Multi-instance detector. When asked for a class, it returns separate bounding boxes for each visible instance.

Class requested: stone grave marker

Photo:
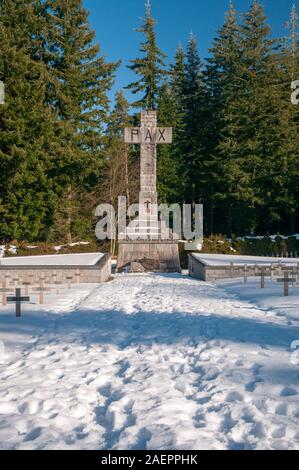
[276,270,297,296]
[0,278,13,306]
[75,269,81,284]
[22,275,34,296]
[66,276,74,289]
[33,278,51,304]
[254,266,272,289]
[51,271,62,294]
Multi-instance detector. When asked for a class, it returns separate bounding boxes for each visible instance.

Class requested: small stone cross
[0,279,13,306]
[33,279,51,304]
[7,288,30,317]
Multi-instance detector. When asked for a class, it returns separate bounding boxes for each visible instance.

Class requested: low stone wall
[0,253,111,284]
[188,254,207,280]
[188,254,272,282]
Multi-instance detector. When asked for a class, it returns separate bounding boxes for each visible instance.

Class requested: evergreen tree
[237,0,292,234]
[179,34,208,208]
[126,0,166,110]
[207,0,295,236]
[104,91,140,253]
[166,44,187,203]
[105,92,130,253]
[45,0,118,242]
[271,3,299,233]
[105,90,137,210]
[155,45,187,204]
[207,0,244,234]
[0,0,57,241]
[170,43,185,120]
[156,83,180,203]
[286,3,299,82]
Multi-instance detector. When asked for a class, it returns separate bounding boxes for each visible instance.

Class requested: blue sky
[84,0,299,103]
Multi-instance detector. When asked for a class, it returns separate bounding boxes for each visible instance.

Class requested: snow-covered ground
[0,253,103,266]
[0,273,298,450]
[192,253,299,266]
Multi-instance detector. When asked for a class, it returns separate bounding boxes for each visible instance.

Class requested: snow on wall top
[192,253,299,267]
[0,253,104,266]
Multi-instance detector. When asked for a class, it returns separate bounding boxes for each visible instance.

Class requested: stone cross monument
[117,111,181,273]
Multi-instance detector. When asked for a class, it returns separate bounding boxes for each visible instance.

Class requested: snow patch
[0,252,104,266]
[192,253,298,267]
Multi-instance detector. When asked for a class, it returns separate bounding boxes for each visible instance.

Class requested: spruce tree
[207,0,294,235]
[167,44,187,204]
[155,45,187,204]
[45,0,118,242]
[156,83,180,203]
[237,0,291,234]
[126,0,166,110]
[207,0,243,234]
[0,0,57,241]
[272,4,299,233]
[170,43,185,121]
[179,34,208,208]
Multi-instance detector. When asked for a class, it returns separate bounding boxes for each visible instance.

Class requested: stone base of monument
[117,241,181,273]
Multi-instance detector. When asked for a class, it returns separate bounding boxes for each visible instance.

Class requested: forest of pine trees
[0,0,298,244]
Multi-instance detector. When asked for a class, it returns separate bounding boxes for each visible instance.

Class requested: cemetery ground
[0,271,298,450]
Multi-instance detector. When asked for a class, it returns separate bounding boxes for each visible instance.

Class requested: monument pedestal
[117,240,181,273]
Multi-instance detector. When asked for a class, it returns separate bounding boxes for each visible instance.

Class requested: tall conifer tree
[180,34,208,207]
[0,0,57,241]
[45,0,117,242]
[126,0,166,110]
[274,3,299,233]
[207,1,243,233]
[156,83,181,202]
[237,0,291,234]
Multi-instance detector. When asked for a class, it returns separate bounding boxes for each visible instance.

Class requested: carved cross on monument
[125,111,172,220]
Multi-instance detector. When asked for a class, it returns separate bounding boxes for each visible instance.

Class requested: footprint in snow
[19,400,41,415]
[280,386,297,397]
[23,427,43,442]
[226,391,244,402]
[275,403,288,416]
[271,426,286,439]
[245,377,263,392]
[270,439,290,450]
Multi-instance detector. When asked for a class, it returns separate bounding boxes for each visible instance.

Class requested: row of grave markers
[225,263,299,296]
[267,252,298,258]
[0,270,82,317]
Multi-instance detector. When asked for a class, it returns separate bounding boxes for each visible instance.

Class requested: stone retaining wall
[188,254,275,282]
[0,253,111,284]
